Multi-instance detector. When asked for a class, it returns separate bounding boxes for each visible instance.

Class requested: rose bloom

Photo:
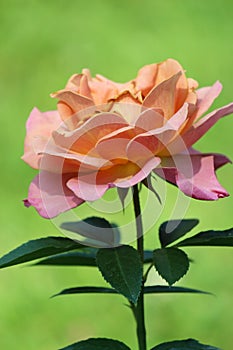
[22,59,233,218]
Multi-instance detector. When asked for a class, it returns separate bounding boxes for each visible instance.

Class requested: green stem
[132,184,147,350]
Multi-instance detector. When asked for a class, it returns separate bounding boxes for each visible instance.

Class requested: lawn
[0,0,233,349]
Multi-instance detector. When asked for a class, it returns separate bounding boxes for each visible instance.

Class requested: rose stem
[132,184,147,350]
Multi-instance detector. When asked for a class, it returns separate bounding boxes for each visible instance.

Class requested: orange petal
[156,59,189,112]
[110,90,140,104]
[65,74,82,90]
[53,112,128,155]
[135,63,158,97]
[143,71,182,118]
[51,90,94,115]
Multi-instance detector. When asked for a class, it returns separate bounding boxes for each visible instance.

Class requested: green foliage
[177,228,233,247]
[143,285,209,295]
[35,249,154,266]
[159,219,199,247]
[54,285,209,297]
[54,286,118,297]
[60,217,120,247]
[151,338,220,349]
[34,249,97,266]
[153,248,190,285]
[0,237,82,269]
[96,245,143,304]
[60,338,131,350]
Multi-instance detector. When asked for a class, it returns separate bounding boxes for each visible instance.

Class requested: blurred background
[0,0,233,349]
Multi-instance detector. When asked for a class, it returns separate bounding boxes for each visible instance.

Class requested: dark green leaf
[61,217,120,247]
[34,248,97,266]
[177,228,233,247]
[0,237,83,269]
[151,338,220,349]
[54,286,117,297]
[144,285,210,295]
[153,248,190,285]
[96,245,143,304]
[54,285,209,297]
[59,338,131,350]
[35,249,153,267]
[159,219,199,247]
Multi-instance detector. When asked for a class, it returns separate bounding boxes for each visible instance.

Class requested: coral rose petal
[78,75,93,99]
[87,74,122,105]
[156,59,189,111]
[155,58,184,84]
[165,102,233,154]
[64,73,92,97]
[97,125,135,144]
[51,90,94,117]
[25,173,84,218]
[134,108,165,130]
[22,108,62,169]
[95,126,137,161]
[143,71,182,118]
[65,73,82,90]
[111,90,140,104]
[96,138,130,160]
[127,104,189,160]
[57,102,74,125]
[195,81,222,119]
[38,142,111,172]
[53,111,128,155]
[184,102,233,148]
[116,157,161,188]
[110,102,142,124]
[135,63,158,96]
[154,154,230,200]
[67,177,109,202]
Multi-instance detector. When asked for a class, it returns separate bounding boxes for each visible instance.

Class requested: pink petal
[116,157,161,188]
[154,153,230,200]
[67,176,109,202]
[25,172,84,218]
[195,81,222,119]
[67,156,161,200]
[185,102,233,147]
[143,71,182,118]
[22,108,62,169]
[166,102,233,154]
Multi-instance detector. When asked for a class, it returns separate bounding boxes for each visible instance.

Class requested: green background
[0,0,233,349]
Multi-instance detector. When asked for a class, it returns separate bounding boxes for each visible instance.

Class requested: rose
[22,59,233,218]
